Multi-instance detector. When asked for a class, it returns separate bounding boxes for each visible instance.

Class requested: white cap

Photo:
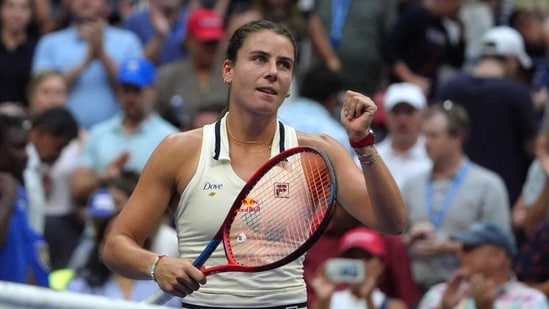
[480,26,532,69]
[384,82,426,111]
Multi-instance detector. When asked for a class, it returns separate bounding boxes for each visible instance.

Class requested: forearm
[97,49,119,89]
[64,55,93,89]
[356,145,406,234]
[523,181,549,235]
[143,34,167,64]
[525,280,549,296]
[307,15,340,71]
[0,195,15,245]
[70,168,102,203]
[103,233,158,280]
[392,61,418,83]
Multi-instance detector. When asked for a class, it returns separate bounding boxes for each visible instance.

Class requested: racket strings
[227,151,334,267]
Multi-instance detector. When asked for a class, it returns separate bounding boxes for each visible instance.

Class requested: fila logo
[274,182,289,198]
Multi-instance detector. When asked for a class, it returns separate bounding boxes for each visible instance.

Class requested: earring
[285,93,291,98]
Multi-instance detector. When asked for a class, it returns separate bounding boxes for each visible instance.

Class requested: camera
[324,258,365,284]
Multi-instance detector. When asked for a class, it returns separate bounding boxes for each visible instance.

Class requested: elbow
[102,235,119,272]
[378,206,408,235]
[380,217,407,235]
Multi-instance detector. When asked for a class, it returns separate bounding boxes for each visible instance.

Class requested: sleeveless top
[174,114,305,306]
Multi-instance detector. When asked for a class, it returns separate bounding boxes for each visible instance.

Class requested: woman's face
[29,75,68,116]
[1,0,32,33]
[223,29,295,115]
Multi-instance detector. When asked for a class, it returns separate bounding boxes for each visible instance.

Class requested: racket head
[204,146,337,275]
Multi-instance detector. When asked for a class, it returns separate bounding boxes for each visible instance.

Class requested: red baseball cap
[187,8,224,41]
[338,227,386,259]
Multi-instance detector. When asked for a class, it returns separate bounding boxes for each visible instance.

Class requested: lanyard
[425,159,470,229]
[330,0,351,48]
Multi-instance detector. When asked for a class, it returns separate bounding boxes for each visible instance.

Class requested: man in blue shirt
[32,0,143,130]
[0,114,50,287]
[71,57,178,204]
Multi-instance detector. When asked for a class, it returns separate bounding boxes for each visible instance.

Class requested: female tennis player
[103,19,405,309]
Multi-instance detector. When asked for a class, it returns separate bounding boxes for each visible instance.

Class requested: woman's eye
[278,61,292,70]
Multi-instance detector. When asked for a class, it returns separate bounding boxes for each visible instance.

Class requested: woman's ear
[222,60,232,84]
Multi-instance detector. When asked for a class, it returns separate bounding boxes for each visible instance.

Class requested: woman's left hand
[340,90,377,140]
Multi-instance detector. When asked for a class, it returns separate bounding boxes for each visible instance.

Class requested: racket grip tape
[142,289,173,305]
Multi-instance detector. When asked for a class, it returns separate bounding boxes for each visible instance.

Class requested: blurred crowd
[1,0,549,308]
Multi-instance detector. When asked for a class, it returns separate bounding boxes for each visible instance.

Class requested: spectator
[122,0,189,66]
[227,0,341,72]
[315,0,397,97]
[458,0,495,69]
[23,106,78,236]
[26,70,68,118]
[65,171,179,306]
[419,222,548,309]
[402,102,511,293]
[0,0,40,107]
[70,57,177,205]
[435,26,538,207]
[32,0,143,129]
[509,8,549,127]
[513,127,549,297]
[385,0,465,97]
[0,114,50,287]
[376,82,432,189]
[516,127,549,236]
[278,63,352,154]
[25,70,86,271]
[310,227,407,309]
[156,7,226,130]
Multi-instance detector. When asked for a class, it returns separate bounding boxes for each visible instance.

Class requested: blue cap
[87,188,116,218]
[450,222,516,257]
[117,58,156,88]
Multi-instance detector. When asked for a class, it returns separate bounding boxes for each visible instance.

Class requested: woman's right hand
[154,256,207,298]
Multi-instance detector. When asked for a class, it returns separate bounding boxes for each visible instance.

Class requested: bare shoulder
[148,129,203,173]
[157,129,203,155]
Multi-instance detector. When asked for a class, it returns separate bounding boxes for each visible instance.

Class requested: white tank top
[174,114,306,307]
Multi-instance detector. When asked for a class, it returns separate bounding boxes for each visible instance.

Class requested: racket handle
[142,289,173,305]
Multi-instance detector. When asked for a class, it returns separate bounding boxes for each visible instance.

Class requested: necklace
[227,124,273,150]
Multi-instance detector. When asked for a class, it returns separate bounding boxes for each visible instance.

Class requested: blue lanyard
[425,159,471,228]
[330,0,351,48]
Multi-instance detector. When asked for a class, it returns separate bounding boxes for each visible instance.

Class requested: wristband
[350,129,375,148]
[150,254,167,282]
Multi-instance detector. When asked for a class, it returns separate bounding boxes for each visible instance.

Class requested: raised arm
[311,90,406,234]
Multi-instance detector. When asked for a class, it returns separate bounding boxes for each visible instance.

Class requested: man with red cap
[310,227,407,309]
[156,7,227,130]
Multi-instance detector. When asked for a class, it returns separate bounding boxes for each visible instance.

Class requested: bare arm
[306,13,340,71]
[142,2,171,64]
[312,90,406,234]
[70,151,130,202]
[103,132,206,297]
[523,181,549,235]
[0,173,17,246]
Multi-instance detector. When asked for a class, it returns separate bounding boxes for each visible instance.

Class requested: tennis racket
[143,146,337,305]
